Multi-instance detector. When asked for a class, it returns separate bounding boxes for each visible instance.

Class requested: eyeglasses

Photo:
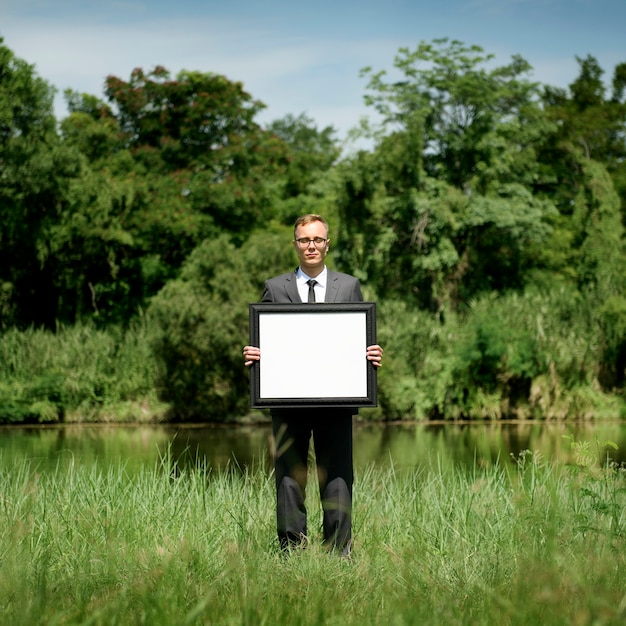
[295,237,327,248]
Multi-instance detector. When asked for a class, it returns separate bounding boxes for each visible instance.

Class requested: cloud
[2,14,400,136]
[3,0,623,140]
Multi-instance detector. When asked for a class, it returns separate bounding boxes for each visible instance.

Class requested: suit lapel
[325,271,339,302]
[285,269,340,302]
[285,269,301,302]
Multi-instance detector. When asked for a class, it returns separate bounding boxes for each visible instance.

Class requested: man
[243,214,383,557]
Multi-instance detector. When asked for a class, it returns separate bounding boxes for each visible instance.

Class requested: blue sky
[2,0,625,144]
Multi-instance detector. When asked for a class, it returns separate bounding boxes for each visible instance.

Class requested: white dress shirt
[296,266,327,303]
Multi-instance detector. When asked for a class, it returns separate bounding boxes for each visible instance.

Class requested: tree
[539,56,626,214]
[103,67,290,235]
[572,159,626,390]
[267,113,340,197]
[336,40,557,311]
[360,38,546,191]
[0,39,82,328]
[61,90,121,163]
[49,68,293,325]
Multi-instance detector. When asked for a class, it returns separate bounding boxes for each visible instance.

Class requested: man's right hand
[242,345,260,367]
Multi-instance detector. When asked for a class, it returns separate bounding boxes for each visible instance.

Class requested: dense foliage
[1,37,625,422]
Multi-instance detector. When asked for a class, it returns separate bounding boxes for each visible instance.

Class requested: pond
[2,420,626,475]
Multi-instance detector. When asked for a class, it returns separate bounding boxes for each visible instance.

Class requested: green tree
[267,113,340,197]
[543,56,626,164]
[337,40,557,311]
[50,67,293,325]
[61,90,122,163]
[539,56,626,216]
[530,57,626,294]
[0,39,82,328]
[40,164,148,324]
[573,160,626,390]
[360,38,547,190]
[104,67,289,235]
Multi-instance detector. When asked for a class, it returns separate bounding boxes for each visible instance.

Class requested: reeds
[0,319,165,423]
[1,448,624,625]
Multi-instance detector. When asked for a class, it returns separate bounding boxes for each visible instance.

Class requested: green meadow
[1,442,625,626]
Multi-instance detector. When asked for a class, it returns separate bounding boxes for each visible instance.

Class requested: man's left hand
[366,344,384,367]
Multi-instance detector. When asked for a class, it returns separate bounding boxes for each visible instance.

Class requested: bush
[371,286,626,421]
[0,320,160,424]
[369,299,456,420]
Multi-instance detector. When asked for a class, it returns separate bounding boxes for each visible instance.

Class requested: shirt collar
[297,266,327,287]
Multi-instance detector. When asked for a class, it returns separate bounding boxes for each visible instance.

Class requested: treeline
[1,38,625,423]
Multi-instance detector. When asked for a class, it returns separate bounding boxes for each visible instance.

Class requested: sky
[1,0,625,145]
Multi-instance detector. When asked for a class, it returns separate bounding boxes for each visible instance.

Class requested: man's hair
[293,214,329,237]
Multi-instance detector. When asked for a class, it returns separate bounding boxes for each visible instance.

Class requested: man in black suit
[243,214,383,557]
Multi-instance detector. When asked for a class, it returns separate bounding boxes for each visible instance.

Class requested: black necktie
[307,279,317,303]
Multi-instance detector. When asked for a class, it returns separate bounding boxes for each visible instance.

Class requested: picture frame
[248,302,377,408]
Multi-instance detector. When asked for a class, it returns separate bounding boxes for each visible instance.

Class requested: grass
[1,446,625,625]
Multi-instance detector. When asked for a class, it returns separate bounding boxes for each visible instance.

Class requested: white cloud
[2,14,401,136]
[2,0,623,140]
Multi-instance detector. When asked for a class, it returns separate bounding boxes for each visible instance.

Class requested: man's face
[293,220,329,276]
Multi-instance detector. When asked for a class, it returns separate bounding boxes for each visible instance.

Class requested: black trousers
[271,409,354,551]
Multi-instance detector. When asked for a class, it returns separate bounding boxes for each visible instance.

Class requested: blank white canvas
[259,311,367,399]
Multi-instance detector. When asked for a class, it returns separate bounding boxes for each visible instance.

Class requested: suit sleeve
[261,281,274,303]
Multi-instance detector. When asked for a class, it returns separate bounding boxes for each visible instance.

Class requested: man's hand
[366,344,384,367]
[243,345,260,367]
[245,344,382,367]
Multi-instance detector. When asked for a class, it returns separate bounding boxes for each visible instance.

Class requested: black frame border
[249,302,377,408]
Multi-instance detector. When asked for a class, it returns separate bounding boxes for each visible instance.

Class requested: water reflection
[356,421,626,471]
[1,421,625,475]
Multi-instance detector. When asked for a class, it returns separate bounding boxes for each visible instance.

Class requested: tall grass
[2,284,625,424]
[373,288,626,421]
[0,318,166,423]
[1,446,624,625]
